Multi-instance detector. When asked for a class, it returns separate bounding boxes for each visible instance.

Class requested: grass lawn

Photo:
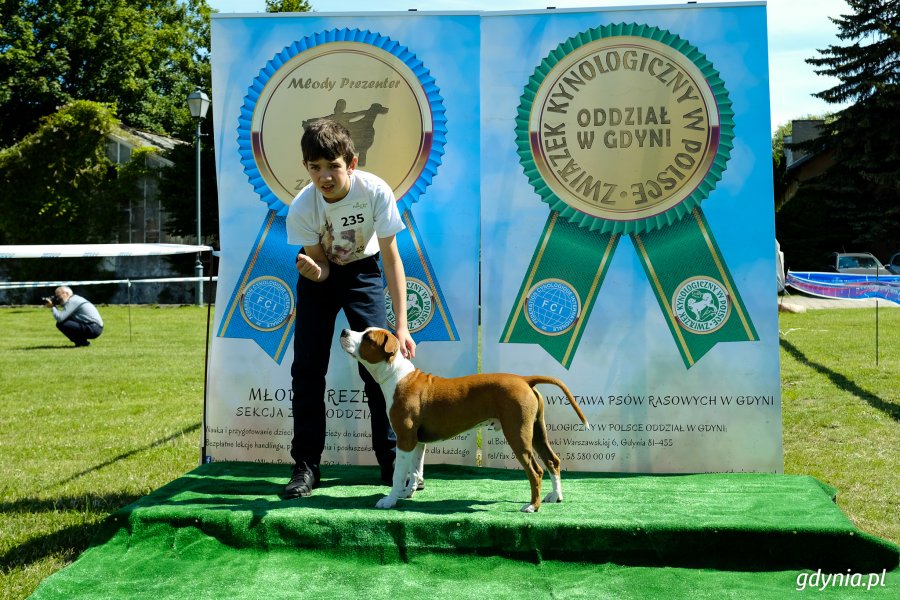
[0,306,204,600]
[779,304,899,544]
[1,303,898,599]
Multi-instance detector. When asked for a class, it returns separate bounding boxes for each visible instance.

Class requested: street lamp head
[187,89,211,120]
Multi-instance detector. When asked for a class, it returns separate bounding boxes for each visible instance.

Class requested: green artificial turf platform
[29,462,899,599]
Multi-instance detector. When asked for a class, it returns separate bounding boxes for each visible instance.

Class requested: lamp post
[187,89,211,306]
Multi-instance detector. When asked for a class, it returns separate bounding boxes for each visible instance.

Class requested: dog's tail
[524,376,589,427]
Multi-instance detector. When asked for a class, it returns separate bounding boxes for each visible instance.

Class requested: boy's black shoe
[283,462,319,498]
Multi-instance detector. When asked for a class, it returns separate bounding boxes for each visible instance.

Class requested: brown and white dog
[339,327,589,513]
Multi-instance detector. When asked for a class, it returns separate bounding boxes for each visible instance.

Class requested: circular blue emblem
[525,279,581,335]
[240,277,294,331]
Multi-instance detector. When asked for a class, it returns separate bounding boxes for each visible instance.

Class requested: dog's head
[340,327,404,382]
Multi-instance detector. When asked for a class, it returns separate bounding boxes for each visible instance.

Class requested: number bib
[322,195,377,265]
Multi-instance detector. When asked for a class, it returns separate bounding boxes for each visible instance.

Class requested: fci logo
[525,279,581,336]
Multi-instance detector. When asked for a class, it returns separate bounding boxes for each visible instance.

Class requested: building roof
[117,126,185,152]
[106,125,186,168]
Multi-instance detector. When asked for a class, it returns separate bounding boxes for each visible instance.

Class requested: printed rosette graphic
[502,23,757,368]
[219,28,457,363]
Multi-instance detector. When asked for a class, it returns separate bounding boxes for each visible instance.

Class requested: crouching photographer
[44,286,104,347]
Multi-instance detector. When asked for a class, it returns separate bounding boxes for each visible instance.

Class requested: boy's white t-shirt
[286,169,405,265]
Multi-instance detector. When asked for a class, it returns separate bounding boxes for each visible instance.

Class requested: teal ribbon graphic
[217,211,297,364]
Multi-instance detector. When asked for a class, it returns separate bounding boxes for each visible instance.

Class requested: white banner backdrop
[481,4,782,473]
[206,3,781,475]
[207,12,481,466]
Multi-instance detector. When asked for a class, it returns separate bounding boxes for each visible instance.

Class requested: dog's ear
[362,329,399,363]
[381,330,399,360]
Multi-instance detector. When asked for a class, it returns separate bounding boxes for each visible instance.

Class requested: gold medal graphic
[528,36,719,225]
[249,41,434,207]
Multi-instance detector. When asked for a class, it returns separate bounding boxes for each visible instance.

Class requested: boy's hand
[296,253,324,281]
[395,327,416,359]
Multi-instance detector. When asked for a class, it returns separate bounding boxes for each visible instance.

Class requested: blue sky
[206,0,851,134]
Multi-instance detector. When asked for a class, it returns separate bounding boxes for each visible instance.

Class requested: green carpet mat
[29,463,899,599]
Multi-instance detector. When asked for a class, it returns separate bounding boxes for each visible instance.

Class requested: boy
[283,119,416,498]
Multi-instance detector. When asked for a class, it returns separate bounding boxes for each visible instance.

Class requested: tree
[157,137,219,245]
[803,0,900,256]
[266,0,312,12]
[0,101,122,245]
[0,101,146,300]
[0,0,211,147]
[156,0,313,247]
[0,0,218,269]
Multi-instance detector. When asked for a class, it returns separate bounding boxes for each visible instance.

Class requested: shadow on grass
[780,338,900,421]
[1,422,201,572]
[0,522,97,572]
[0,492,142,515]
[17,344,74,350]
[0,493,142,571]
[54,422,201,487]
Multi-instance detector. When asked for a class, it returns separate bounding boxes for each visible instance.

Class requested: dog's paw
[543,491,562,503]
[520,503,538,513]
[376,495,399,509]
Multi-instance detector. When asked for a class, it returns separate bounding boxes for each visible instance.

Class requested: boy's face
[304,155,358,202]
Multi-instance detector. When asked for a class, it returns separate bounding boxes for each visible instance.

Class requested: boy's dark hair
[301,119,356,165]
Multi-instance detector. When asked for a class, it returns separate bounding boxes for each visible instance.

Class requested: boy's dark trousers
[290,253,397,470]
